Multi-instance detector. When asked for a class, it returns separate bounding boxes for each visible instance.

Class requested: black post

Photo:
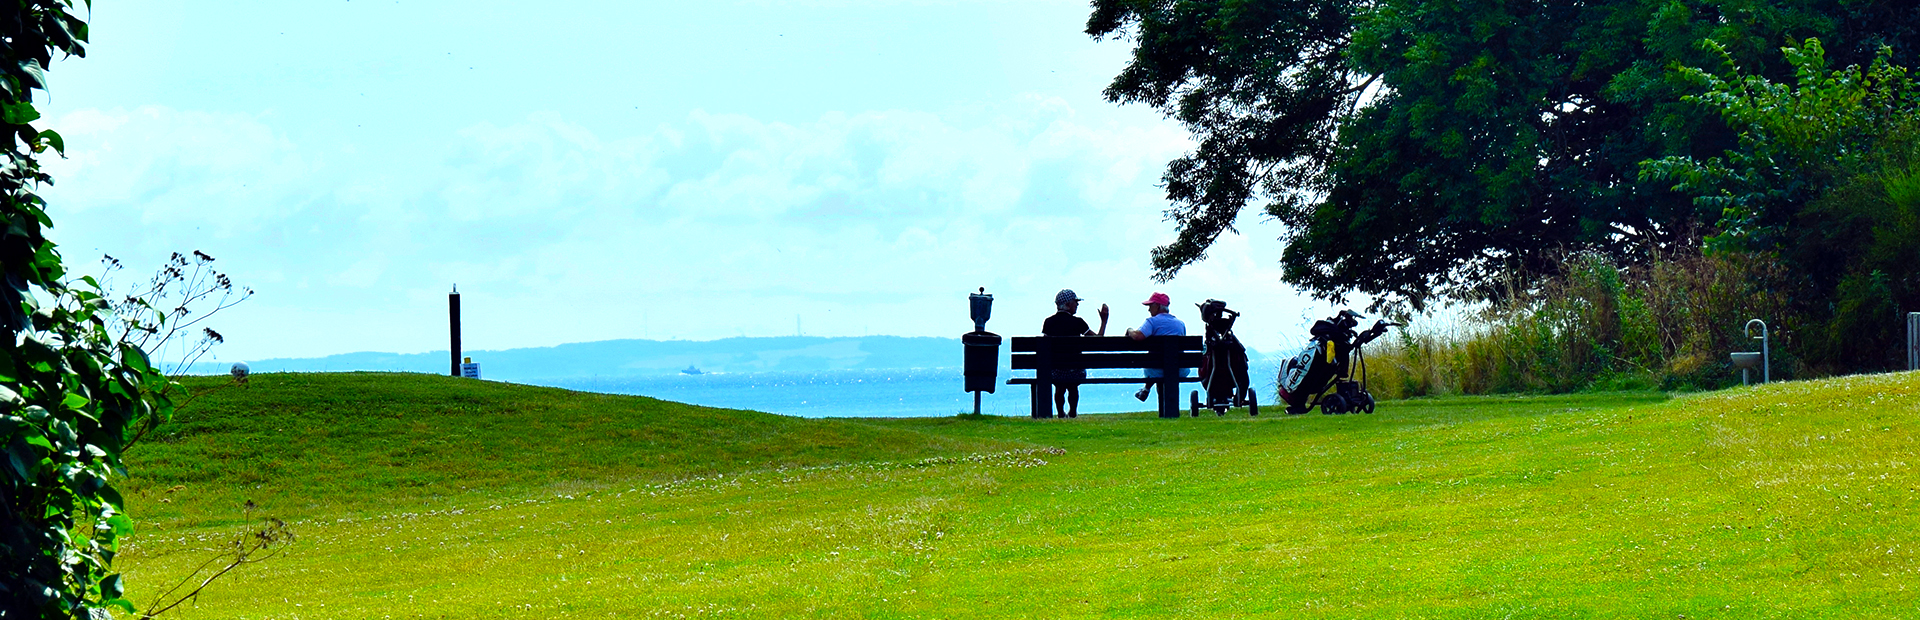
[449,287,462,377]
[1909,312,1918,371]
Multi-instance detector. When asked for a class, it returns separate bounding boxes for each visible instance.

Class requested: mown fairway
[116,372,1920,618]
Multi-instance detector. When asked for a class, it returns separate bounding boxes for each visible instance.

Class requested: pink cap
[1142,292,1171,306]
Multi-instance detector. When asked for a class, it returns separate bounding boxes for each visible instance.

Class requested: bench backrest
[1010,336,1203,371]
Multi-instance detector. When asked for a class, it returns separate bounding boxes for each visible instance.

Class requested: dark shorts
[1050,368,1087,386]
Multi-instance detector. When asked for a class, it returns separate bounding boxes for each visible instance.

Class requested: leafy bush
[1365,40,1920,398]
[1642,38,1920,373]
[0,3,175,618]
[1365,250,1792,398]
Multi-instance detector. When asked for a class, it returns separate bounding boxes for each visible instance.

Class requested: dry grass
[1360,251,1794,398]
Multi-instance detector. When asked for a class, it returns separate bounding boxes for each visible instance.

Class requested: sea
[534,362,1287,418]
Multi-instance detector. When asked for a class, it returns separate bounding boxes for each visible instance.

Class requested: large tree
[1091,0,1919,308]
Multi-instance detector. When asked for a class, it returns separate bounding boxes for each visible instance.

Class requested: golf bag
[1275,310,1399,414]
[1190,299,1257,416]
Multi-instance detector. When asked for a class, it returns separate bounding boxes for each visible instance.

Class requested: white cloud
[44,106,318,233]
[38,98,1327,361]
[328,255,388,289]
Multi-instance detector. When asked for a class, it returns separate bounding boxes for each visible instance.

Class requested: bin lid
[961,332,1002,344]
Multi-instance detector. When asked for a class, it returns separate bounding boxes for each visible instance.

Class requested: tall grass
[1364,250,1793,398]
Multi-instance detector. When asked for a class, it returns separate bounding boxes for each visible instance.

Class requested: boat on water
[680,365,704,375]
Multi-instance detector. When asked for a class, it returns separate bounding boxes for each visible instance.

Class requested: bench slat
[1008,376,1200,385]
[1009,335,1201,353]
[1010,352,1204,370]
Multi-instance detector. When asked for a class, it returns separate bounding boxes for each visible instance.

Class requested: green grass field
[114,371,1920,618]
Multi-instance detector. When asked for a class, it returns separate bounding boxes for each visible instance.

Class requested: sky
[37,0,1340,364]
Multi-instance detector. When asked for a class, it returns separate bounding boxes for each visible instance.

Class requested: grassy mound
[115,372,1920,618]
[125,373,1023,526]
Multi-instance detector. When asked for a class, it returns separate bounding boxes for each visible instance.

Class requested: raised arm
[1093,304,1110,336]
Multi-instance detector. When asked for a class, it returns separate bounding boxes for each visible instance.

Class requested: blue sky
[40,0,1334,363]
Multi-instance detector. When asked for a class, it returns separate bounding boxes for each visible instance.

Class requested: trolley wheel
[1322,394,1346,415]
[1248,391,1259,416]
[1361,393,1376,414]
[1189,390,1201,417]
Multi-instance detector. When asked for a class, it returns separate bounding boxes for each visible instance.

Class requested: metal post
[1909,312,1919,371]
[1745,319,1769,384]
[973,391,981,416]
[449,286,462,377]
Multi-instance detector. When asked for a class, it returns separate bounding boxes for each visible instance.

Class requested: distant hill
[201,334,1276,384]
[200,335,969,381]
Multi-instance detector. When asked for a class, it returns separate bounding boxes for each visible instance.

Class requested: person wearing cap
[1042,289,1109,418]
[1126,291,1188,401]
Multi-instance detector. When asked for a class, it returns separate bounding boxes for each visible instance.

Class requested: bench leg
[1157,378,1180,418]
[1030,381,1054,418]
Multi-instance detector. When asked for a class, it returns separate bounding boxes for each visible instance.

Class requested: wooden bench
[1008,336,1203,418]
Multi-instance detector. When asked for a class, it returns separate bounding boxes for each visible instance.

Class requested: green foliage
[0,3,177,618]
[1642,38,1920,371]
[1364,250,1791,397]
[1641,39,1918,249]
[1092,0,1918,309]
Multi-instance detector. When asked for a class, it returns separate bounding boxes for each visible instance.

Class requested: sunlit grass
[116,372,1920,618]
[126,372,1018,528]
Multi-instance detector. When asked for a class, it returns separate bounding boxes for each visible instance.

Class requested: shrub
[1362,249,1794,397]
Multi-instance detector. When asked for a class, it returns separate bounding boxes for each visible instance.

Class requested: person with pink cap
[1126,291,1188,401]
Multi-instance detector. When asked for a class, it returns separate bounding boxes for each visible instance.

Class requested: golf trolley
[1276,310,1400,415]
[1189,299,1258,416]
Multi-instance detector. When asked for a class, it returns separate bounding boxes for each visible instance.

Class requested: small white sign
[460,362,481,379]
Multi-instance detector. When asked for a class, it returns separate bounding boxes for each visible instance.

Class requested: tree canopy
[1091,0,1920,309]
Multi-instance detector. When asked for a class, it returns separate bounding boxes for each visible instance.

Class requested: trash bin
[963,332,1001,393]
